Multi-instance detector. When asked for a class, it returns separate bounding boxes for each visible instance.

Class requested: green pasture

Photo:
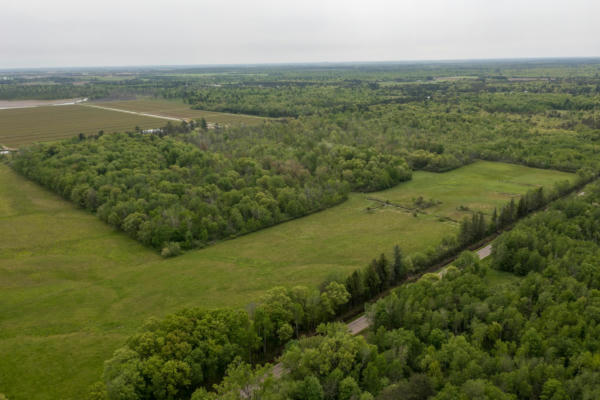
[0,160,574,400]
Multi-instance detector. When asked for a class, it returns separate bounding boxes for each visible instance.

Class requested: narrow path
[349,244,492,335]
[347,315,371,335]
[266,243,494,380]
[81,104,184,122]
[476,244,492,259]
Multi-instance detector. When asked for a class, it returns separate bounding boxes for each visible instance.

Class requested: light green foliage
[161,242,182,257]
[2,60,599,399]
[194,358,273,400]
[241,188,600,397]
[338,377,361,400]
[294,376,324,400]
[11,133,352,251]
[102,309,257,400]
[319,282,350,317]
[0,160,573,400]
[541,379,568,400]
[282,324,373,377]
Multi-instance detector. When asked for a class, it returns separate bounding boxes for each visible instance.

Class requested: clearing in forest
[0,160,574,400]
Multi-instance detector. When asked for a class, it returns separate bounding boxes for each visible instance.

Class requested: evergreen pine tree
[517,196,528,217]
[364,260,381,298]
[459,216,472,245]
[375,253,391,291]
[392,245,406,283]
[508,198,516,223]
[345,270,364,305]
[491,208,498,233]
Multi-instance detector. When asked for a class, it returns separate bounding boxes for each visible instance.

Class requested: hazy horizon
[2,0,599,69]
[3,56,600,72]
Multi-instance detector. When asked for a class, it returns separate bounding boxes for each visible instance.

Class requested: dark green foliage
[11,62,600,256]
[345,270,365,307]
[91,170,587,399]
[492,182,600,280]
[102,309,258,399]
[363,262,381,299]
[458,212,487,246]
[198,182,600,400]
[392,245,406,284]
[341,178,587,317]
[11,133,352,252]
[9,61,600,399]
[374,254,391,292]
[187,84,380,117]
[98,283,351,399]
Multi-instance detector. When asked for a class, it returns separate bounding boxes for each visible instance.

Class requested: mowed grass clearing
[90,98,268,126]
[0,105,162,148]
[0,161,574,400]
[370,160,572,221]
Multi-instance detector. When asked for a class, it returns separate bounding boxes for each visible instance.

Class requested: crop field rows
[0,160,575,400]
[0,99,267,148]
[0,105,162,147]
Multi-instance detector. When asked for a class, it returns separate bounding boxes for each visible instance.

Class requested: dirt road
[347,315,370,335]
[82,104,183,122]
[350,243,492,334]
[477,244,492,260]
[265,243,495,381]
[0,98,88,110]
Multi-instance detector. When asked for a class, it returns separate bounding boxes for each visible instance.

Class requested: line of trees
[94,281,352,400]
[12,132,414,255]
[193,182,600,400]
[343,177,593,322]
[458,178,593,248]
[92,176,595,400]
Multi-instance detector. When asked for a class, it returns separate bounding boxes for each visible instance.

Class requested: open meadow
[0,160,574,400]
[90,98,268,126]
[0,105,162,148]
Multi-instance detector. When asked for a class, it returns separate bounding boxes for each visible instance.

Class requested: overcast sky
[1,0,598,68]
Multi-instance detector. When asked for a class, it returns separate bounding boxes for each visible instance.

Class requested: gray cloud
[1,0,598,68]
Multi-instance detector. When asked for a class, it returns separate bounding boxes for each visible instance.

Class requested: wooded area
[3,60,600,400]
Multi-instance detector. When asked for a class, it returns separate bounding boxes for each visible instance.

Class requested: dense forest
[5,61,600,400]
[85,161,591,400]
[91,182,600,400]
[11,131,410,253]
[10,67,600,254]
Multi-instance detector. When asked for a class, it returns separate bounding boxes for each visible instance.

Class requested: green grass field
[0,161,574,400]
[90,98,268,126]
[0,105,162,148]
